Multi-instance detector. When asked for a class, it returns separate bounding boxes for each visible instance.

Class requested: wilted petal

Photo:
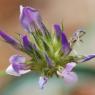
[73,28,85,40]
[39,76,48,89]
[20,5,47,35]
[63,72,78,84]
[54,24,62,39]
[71,28,86,46]
[61,32,71,55]
[0,31,18,46]
[81,54,95,62]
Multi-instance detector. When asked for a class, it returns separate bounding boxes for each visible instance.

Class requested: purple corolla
[20,5,47,35]
[57,62,78,84]
[80,54,95,62]
[0,31,19,47]
[6,55,31,76]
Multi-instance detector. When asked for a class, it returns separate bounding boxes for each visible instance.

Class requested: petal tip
[20,5,24,12]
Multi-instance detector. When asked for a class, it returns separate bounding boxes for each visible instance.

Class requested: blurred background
[0,0,95,95]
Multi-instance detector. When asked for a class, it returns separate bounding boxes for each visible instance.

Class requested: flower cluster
[0,5,95,89]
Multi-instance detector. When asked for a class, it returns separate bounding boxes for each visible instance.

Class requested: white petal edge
[6,64,31,76]
[19,5,24,18]
[19,69,31,75]
[5,64,21,76]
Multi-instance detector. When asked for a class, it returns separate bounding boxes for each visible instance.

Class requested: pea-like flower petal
[6,64,30,76]
[57,62,78,84]
[63,72,78,84]
[64,62,76,72]
[6,55,31,76]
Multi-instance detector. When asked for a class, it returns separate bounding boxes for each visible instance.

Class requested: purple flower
[6,55,31,76]
[80,54,95,62]
[54,24,71,55]
[61,32,71,55]
[54,24,62,39]
[45,54,53,67]
[20,5,47,35]
[0,31,18,46]
[38,76,48,89]
[57,62,78,84]
[22,35,31,50]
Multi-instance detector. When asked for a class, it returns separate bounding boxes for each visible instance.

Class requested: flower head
[0,5,95,89]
